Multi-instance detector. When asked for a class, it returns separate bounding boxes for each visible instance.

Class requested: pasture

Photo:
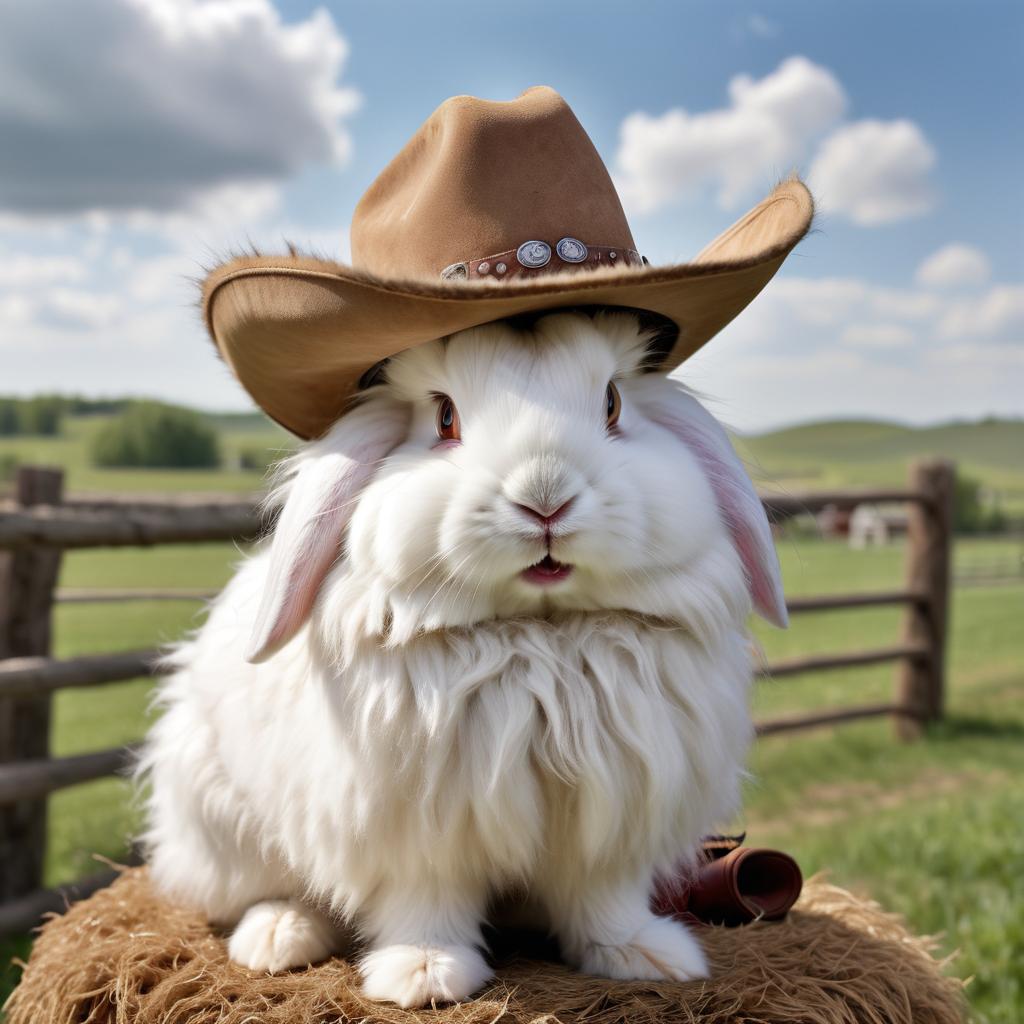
[1,413,1022,1022]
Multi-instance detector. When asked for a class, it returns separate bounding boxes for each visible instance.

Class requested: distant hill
[742,418,1024,472]
[734,417,1024,507]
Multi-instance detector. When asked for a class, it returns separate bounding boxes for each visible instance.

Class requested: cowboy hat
[203,86,813,439]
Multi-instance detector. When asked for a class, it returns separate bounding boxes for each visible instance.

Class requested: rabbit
[139,308,787,1008]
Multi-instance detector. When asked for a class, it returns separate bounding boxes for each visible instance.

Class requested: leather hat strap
[442,240,645,281]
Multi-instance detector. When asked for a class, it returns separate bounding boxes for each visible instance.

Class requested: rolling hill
[1,402,1021,502]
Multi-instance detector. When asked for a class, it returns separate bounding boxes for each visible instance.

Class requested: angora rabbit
[140,309,786,1008]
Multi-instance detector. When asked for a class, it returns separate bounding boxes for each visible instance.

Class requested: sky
[0,0,1021,432]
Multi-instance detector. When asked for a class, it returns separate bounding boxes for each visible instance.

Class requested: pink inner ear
[654,410,788,628]
[247,401,410,664]
[729,507,787,627]
[247,470,364,663]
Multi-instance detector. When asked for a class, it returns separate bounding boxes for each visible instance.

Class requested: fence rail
[0,459,957,937]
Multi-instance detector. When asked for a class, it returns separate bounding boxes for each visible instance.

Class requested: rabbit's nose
[513,496,576,528]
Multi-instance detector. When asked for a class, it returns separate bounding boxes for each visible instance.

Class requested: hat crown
[351,87,636,281]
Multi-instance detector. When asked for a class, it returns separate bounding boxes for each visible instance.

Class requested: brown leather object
[444,243,645,281]
[202,86,813,440]
[652,843,804,927]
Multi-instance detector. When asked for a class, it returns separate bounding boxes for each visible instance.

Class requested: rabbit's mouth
[521,554,574,586]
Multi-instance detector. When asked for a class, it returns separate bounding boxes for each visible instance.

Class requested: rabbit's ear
[247,400,409,663]
[648,384,788,628]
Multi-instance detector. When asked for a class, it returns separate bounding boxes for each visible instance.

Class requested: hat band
[441,239,645,281]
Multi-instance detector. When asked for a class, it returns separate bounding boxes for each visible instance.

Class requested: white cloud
[809,119,936,225]
[614,57,847,213]
[841,323,915,349]
[42,289,124,330]
[122,181,285,250]
[614,57,938,228]
[940,285,1024,339]
[125,253,202,304]
[916,243,992,287]
[675,273,1024,431]
[769,277,941,328]
[0,294,34,328]
[0,0,359,217]
[0,255,87,288]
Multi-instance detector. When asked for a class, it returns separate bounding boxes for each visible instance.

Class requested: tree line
[0,396,221,469]
[0,396,131,436]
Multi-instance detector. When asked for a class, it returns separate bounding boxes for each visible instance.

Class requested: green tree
[17,397,62,435]
[952,475,985,534]
[0,400,17,435]
[0,396,63,435]
[91,402,221,469]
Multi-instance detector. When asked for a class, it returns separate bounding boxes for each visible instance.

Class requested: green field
[736,417,1024,513]
[0,410,291,494]
[1,414,1023,1021]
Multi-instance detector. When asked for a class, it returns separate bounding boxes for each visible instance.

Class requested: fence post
[0,466,64,901]
[896,459,955,740]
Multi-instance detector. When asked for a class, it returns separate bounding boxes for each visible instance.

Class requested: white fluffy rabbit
[140,309,786,1008]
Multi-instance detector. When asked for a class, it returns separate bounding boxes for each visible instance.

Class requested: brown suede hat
[203,86,814,439]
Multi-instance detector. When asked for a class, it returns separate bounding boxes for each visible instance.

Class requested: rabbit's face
[248,311,785,662]
[337,312,754,639]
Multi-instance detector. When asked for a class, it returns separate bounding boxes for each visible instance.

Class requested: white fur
[140,312,781,1006]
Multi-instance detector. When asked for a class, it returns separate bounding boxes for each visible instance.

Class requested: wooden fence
[0,459,955,936]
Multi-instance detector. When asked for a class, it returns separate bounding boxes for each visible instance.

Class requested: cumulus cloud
[614,58,938,227]
[915,243,992,287]
[808,119,936,224]
[614,57,847,213]
[0,0,359,216]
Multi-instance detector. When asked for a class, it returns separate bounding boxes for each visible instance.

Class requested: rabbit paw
[581,915,709,983]
[360,943,492,1007]
[228,900,336,974]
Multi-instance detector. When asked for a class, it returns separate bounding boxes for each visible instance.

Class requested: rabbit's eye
[435,395,461,442]
[605,381,621,428]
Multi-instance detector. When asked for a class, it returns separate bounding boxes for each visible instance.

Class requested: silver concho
[516,240,551,268]
[556,237,588,263]
[440,262,468,281]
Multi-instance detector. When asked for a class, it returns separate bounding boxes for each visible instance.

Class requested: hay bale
[5,868,963,1024]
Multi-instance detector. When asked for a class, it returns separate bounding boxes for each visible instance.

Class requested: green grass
[0,536,1019,1020]
[0,412,292,493]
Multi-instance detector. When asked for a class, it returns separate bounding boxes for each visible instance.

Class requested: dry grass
[5,868,964,1024]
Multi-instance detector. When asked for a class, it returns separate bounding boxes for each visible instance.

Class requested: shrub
[952,475,984,534]
[0,397,63,436]
[91,402,221,469]
[953,475,1012,535]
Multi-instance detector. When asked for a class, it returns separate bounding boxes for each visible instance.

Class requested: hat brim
[204,179,813,439]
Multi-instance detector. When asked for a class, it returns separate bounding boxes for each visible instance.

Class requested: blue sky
[1,0,1021,431]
